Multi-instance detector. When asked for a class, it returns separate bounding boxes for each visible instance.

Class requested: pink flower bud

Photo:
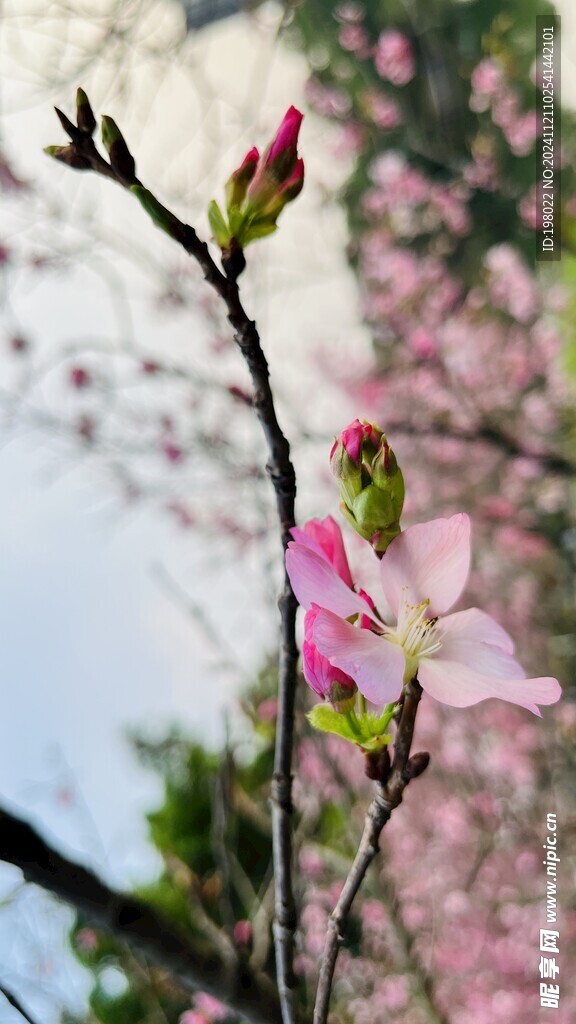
[330,420,404,552]
[246,107,304,208]
[266,106,303,174]
[330,418,383,466]
[278,156,305,202]
[162,439,184,464]
[69,366,90,389]
[225,146,259,211]
[303,605,357,706]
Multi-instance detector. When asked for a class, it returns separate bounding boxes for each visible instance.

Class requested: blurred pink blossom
[374,29,415,86]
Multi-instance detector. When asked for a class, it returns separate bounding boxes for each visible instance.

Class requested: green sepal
[207,199,232,247]
[308,704,396,751]
[241,220,278,243]
[227,205,246,239]
[351,485,396,537]
[307,704,364,743]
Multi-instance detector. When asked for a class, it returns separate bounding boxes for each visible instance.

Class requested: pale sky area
[1,1,575,1020]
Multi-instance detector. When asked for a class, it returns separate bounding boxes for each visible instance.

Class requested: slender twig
[313,678,427,1024]
[0,805,307,1024]
[0,984,41,1024]
[47,107,300,1024]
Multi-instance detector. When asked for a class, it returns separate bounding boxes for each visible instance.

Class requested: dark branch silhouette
[0,983,41,1024]
[0,805,307,1024]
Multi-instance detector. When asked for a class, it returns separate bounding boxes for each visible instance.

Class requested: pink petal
[380,514,470,616]
[302,607,355,697]
[439,607,516,657]
[290,516,353,586]
[286,543,373,619]
[418,657,561,715]
[313,609,405,704]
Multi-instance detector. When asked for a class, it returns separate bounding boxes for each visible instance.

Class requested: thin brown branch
[47,102,300,1024]
[313,678,426,1024]
[0,804,307,1024]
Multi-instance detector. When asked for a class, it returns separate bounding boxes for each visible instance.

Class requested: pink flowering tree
[1,4,575,1024]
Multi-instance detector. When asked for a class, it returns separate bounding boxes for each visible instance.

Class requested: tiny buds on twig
[43,145,92,170]
[76,88,97,135]
[54,106,82,142]
[101,116,136,182]
[364,746,392,783]
[405,751,431,780]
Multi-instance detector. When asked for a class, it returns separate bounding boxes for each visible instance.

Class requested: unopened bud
[43,145,92,171]
[406,751,430,780]
[76,88,96,135]
[54,106,82,141]
[225,146,259,213]
[101,116,136,181]
[331,420,404,553]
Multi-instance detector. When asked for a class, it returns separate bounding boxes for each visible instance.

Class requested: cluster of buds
[44,88,138,186]
[208,106,304,274]
[330,419,404,553]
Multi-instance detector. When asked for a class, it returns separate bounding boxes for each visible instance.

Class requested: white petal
[439,607,515,655]
[380,514,471,616]
[418,657,561,715]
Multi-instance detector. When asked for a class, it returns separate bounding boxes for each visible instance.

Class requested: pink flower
[374,30,415,87]
[286,514,561,715]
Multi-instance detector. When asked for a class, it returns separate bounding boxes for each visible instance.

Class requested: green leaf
[207,199,231,247]
[307,704,362,743]
[241,221,278,243]
[307,703,395,751]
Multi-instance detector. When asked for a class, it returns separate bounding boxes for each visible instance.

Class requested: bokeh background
[0,1,575,1022]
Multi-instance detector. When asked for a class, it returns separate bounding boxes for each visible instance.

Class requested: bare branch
[48,99,300,1023]
[0,804,307,1024]
[313,679,427,1024]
